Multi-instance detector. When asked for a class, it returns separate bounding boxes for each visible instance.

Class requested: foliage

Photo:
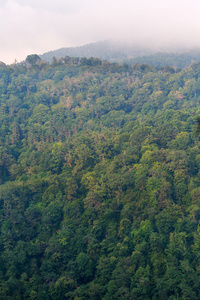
[0,56,200,299]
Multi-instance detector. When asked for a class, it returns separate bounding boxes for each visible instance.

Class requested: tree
[25,54,41,67]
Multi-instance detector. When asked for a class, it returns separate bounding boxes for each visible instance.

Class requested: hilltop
[40,40,153,63]
[40,40,200,69]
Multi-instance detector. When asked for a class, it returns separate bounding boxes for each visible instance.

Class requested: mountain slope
[40,40,200,69]
[0,57,200,298]
[39,40,153,63]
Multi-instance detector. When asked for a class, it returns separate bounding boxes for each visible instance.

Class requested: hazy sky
[1,0,200,64]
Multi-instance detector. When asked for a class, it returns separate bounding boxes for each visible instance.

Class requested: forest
[40,40,200,69]
[40,40,153,64]
[0,54,200,299]
[127,50,200,69]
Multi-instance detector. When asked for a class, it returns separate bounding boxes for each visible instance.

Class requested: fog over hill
[39,40,154,63]
[1,0,200,64]
[39,40,200,69]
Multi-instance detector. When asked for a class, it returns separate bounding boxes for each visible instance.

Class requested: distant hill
[40,40,200,69]
[39,40,153,63]
[127,49,200,69]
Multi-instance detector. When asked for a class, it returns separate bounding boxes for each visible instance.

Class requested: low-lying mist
[1,0,200,64]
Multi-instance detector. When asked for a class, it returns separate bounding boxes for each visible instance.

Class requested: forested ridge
[1,55,200,299]
[40,40,200,69]
[40,40,153,63]
[127,50,200,69]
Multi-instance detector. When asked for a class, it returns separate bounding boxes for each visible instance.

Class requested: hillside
[40,40,153,63]
[40,40,200,69]
[127,49,200,69]
[0,55,200,299]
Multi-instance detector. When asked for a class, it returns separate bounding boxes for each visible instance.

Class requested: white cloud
[0,0,200,64]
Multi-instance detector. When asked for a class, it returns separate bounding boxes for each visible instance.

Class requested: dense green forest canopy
[1,55,200,299]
